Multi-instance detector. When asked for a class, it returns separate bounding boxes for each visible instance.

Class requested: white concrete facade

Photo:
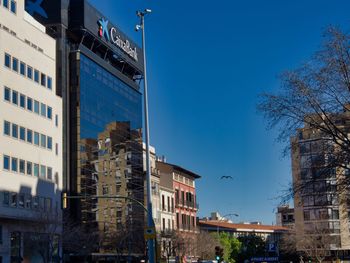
[159,187,175,232]
[0,1,62,262]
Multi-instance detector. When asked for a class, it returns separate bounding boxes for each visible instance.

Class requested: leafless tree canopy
[281,226,333,263]
[258,27,350,199]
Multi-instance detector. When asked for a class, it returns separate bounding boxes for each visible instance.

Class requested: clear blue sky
[90,0,350,224]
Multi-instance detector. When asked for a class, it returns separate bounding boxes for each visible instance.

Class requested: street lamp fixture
[136,8,155,263]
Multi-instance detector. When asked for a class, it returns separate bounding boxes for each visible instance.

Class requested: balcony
[175,199,199,210]
[177,224,198,233]
[185,201,199,210]
[161,229,176,237]
[160,205,175,213]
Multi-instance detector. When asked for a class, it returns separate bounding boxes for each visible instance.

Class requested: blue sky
[90,0,350,224]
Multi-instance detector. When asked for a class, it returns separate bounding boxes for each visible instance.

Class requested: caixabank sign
[25,0,143,72]
[97,18,138,62]
[71,0,143,71]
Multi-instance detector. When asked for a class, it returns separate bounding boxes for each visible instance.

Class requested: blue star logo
[25,0,48,19]
[98,18,110,41]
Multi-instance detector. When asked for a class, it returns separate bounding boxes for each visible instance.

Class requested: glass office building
[25,0,146,259]
[79,54,142,138]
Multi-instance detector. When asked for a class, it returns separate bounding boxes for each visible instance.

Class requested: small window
[47,77,52,90]
[47,136,52,150]
[39,197,44,210]
[4,53,10,68]
[55,115,58,127]
[12,90,18,105]
[3,192,9,206]
[40,103,46,117]
[41,73,46,87]
[4,87,11,101]
[27,97,33,111]
[20,94,25,108]
[10,193,17,207]
[34,132,39,146]
[34,100,39,114]
[34,70,39,83]
[25,195,32,209]
[45,198,52,212]
[55,143,58,156]
[47,167,52,180]
[27,66,33,79]
[11,157,18,172]
[3,0,9,8]
[26,129,33,143]
[40,165,46,179]
[41,134,46,148]
[47,107,52,119]
[19,126,25,141]
[33,196,39,209]
[33,164,39,177]
[27,161,32,175]
[12,123,18,138]
[19,159,25,174]
[20,62,25,75]
[12,57,18,72]
[4,121,10,136]
[10,0,16,13]
[3,155,10,170]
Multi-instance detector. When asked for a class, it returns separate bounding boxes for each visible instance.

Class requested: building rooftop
[156,161,201,179]
[199,220,289,233]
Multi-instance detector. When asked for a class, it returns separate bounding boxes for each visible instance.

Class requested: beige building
[292,113,350,258]
[276,205,295,229]
[0,1,63,262]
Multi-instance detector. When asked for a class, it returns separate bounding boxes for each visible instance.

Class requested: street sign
[144,227,156,239]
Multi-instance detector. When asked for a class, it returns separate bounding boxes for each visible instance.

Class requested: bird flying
[220,176,233,179]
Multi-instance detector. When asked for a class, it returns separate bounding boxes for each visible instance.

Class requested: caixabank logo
[97,18,138,62]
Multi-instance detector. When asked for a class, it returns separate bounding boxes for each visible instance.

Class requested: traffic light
[215,246,224,262]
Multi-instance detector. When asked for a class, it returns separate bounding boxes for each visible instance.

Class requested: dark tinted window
[20,62,25,75]
[12,57,18,72]
[4,53,11,68]
[4,87,10,101]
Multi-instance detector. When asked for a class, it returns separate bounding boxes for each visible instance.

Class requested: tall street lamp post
[136,9,155,263]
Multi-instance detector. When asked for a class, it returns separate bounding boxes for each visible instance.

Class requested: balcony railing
[177,225,199,233]
[175,199,199,210]
[161,229,176,237]
[161,205,175,213]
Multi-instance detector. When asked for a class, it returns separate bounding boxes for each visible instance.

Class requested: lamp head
[145,9,152,14]
[135,25,141,31]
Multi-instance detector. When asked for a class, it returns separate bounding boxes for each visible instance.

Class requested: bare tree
[279,226,333,263]
[62,215,100,258]
[23,212,62,263]
[258,27,350,200]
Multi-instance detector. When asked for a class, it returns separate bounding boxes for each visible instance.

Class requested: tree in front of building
[213,232,242,263]
[258,27,350,201]
[279,226,332,263]
[236,235,266,262]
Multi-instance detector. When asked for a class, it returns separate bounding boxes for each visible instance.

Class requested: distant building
[198,219,289,259]
[276,205,295,229]
[157,161,200,259]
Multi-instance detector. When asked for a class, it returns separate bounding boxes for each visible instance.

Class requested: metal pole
[141,14,156,263]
